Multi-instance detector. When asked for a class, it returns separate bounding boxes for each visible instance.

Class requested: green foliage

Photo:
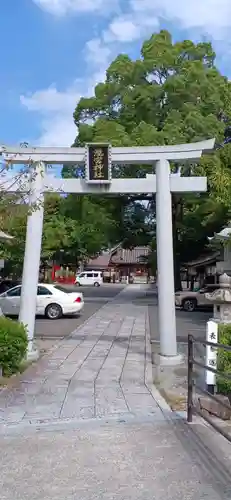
[217,324,231,395]
[0,204,27,276]
[56,195,118,263]
[0,191,118,272]
[0,317,28,376]
[72,29,231,278]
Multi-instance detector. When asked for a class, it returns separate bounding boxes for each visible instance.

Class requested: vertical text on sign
[205,320,218,386]
[85,144,112,184]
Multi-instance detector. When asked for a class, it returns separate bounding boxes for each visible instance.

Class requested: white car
[175,284,219,312]
[0,283,84,320]
[75,270,102,287]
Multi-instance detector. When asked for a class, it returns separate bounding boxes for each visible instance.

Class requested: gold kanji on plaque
[92,148,104,179]
[86,143,111,183]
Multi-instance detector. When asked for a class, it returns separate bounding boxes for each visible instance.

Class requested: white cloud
[20,69,109,146]
[33,0,118,16]
[105,18,142,43]
[20,82,82,146]
[38,114,77,147]
[130,0,231,39]
[24,0,231,147]
[21,37,112,146]
[99,0,231,46]
[20,85,81,114]
[104,13,159,43]
[85,38,111,67]
[33,0,231,40]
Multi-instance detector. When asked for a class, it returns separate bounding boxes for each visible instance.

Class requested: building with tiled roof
[85,244,151,282]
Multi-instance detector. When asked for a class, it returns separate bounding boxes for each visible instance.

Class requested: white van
[75,271,103,287]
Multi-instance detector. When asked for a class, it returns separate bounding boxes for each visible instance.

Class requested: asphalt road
[35,284,124,339]
[146,290,210,342]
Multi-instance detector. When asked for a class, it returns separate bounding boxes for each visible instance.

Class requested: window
[37,286,52,296]
[6,286,21,297]
[86,273,93,278]
[54,285,69,294]
[78,273,85,278]
[93,273,98,277]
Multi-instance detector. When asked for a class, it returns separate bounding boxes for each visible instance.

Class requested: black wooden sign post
[85,143,112,184]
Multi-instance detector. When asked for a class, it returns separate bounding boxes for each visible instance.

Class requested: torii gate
[0,139,215,363]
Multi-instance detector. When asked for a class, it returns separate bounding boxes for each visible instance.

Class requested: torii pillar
[1,139,215,362]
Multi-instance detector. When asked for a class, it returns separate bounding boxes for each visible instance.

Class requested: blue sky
[1,0,231,148]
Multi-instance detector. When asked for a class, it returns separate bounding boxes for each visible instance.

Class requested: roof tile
[111,246,150,264]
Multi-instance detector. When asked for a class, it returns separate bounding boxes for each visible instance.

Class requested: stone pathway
[0,285,163,426]
[1,286,230,499]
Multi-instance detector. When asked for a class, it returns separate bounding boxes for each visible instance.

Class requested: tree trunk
[172,195,182,292]
[174,252,182,291]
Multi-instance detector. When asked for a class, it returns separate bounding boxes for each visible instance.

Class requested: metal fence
[187,334,231,443]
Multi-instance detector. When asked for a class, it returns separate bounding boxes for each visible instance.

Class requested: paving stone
[96,400,128,417]
[57,365,79,376]
[121,384,150,394]
[95,386,128,417]
[2,410,26,423]
[0,285,163,425]
[24,409,60,421]
[125,393,159,413]
[61,405,94,419]
[67,386,94,403]
[64,350,90,363]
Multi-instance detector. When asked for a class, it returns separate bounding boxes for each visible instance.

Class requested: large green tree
[0,192,117,275]
[72,30,231,289]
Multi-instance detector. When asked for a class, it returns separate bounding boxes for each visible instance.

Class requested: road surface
[133,287,210,342]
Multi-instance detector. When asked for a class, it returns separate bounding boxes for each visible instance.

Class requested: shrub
[0,317,28,376]
[217,323,231,396]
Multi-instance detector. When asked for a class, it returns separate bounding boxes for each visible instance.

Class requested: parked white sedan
[0,283,84,320]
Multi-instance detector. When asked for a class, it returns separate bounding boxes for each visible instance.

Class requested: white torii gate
[0,139,215,363]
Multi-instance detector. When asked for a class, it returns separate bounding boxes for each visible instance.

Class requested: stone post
[19,162,45,361]
[156,159,178,360]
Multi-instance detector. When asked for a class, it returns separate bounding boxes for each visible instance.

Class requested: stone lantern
[205,273,231,323]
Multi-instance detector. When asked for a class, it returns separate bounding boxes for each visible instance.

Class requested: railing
[187,334,231,442]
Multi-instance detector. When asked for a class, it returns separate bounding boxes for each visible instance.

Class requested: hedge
[217,323,231,396]
[0,317,28,376]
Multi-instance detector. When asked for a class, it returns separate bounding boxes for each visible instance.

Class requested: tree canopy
[71,30,231,288]
[0,192,117,275]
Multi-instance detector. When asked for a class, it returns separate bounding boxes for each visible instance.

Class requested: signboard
[85,144,112,184]
[205,320,218,386]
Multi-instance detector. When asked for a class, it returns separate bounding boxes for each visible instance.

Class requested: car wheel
[45,303,62,320]
[75,282,81,286]
[94,282,100,287]
[182,298,197,312]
